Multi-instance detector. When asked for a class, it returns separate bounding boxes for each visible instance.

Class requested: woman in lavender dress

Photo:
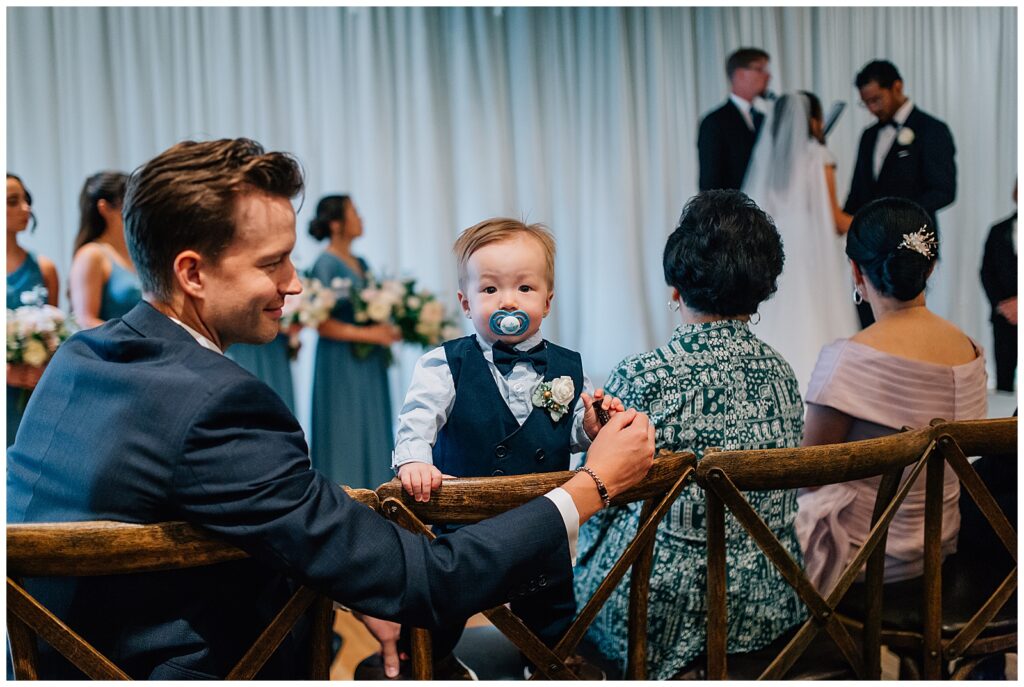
[797,197,988,594]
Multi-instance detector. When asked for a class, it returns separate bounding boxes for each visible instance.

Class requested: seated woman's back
[851,307,979,367]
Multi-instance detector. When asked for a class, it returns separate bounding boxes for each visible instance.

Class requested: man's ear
[173,250,205,299]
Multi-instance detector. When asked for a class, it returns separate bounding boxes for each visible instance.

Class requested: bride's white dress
[741,93,859,395]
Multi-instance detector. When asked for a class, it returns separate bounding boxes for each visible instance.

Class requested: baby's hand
[398,462,445,502]
[581,389,625,440]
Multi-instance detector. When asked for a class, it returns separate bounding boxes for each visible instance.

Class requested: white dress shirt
[393,330,593,562]
[873,98,915,179]
[729,93,759,131]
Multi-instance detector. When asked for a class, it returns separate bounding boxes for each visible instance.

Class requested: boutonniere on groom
[533,375,575,421]
[897,126,915,146]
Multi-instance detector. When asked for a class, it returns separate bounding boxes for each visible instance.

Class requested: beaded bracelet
[575,466,611,508]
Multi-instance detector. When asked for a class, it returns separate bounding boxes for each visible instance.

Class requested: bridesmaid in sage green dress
[308,195,400,490]
[7,174,60,446]
[68,172,141,328]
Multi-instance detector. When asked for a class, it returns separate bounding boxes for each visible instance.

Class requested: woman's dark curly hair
[845,197,936,301]
[663,190,784,316]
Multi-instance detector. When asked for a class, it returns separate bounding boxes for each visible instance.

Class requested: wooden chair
[7,487,380,680]
[836,417,1017,679]
[375,450,695,680]
[697,426,940,680]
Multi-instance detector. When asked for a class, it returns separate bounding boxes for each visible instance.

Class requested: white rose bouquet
[350,275,460,362]
[7,286,78,408]
[279,276,348,358]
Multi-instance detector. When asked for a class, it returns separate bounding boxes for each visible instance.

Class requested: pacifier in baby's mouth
[488,309,530,337]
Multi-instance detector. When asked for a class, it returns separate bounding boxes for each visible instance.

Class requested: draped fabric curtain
[8,7,1016,432]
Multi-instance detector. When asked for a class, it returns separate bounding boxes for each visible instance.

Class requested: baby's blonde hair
[454,218,556,290]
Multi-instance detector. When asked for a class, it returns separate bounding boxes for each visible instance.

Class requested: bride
[742,91,858,394]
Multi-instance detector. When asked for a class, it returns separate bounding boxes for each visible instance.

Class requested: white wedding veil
[740,92,859,393]
[741,92,826,211]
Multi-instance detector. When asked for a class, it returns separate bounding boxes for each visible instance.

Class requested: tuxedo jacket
[7,302,570,679]
[697,100,762,191]
[844,105,957,232]
[981,213,1017,322]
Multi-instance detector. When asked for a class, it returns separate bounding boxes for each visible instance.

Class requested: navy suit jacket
[844,105,957,233]
[697,100,762,191]
[7,302,570,679]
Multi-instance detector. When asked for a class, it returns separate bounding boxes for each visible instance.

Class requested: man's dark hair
[123,138,304,299]
[663,190,784,317]
[846,196,937,301]
[726,48,770,79]
[855,60,902,89]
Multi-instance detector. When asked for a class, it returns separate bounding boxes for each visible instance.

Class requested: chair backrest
[696,426,938,680]
[375,450,696,680]
[7,487,380,680]
[907,417,1017,679]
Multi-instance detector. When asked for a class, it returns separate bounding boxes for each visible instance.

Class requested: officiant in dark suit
[844,59,957,327]
[697,47,771,191]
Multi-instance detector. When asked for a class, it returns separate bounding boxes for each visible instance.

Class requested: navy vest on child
[432,335,584,477]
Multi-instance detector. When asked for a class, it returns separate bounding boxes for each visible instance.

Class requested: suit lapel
[877,106,917,182]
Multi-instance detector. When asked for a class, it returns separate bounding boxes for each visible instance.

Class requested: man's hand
[353,612,405,678]
[562,408,655,523]
[398,461,450,502]
[580,388,625,440]
[997,296,1018,325]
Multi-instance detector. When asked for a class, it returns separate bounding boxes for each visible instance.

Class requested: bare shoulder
[70,242,109,272]
[36,254,58,278]
[850,311,976,365]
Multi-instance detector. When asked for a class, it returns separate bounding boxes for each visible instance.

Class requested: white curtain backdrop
[7,7,1016,434]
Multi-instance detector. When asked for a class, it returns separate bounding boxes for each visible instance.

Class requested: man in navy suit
[6,138,655,679]
[697,47,772,191]
[844,60,957,327]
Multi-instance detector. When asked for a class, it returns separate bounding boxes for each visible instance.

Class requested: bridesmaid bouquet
[350,276,461,361]
[280,276,349,358]
[6,286,76,369]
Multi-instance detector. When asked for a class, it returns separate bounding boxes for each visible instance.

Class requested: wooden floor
[330,611,490,680]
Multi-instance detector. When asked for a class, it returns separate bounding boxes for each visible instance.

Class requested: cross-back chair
[697,426,941,680]
[836,417,1017,679]
[7,487,380,680]
[375,450,695,680]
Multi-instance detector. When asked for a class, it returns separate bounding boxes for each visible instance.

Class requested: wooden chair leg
[922,449,945,680]
[411,628,433,680]
[706,487,727,680]
[626,499,657,680]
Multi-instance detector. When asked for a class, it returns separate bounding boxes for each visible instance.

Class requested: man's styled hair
[123,138,304,299]
[855,60,902,89]
[726,47,770,79]
[454,218,556,291]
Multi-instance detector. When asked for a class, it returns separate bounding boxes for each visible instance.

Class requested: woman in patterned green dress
[574,191,808,679]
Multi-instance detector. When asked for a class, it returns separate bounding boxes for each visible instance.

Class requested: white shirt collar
[475,329,544,354]
[892,99,914,127]
[167,316,224,355]
[729,93,753,115]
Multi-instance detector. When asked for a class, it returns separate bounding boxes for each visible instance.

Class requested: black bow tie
[492,341,547,376]
[882,120,900,129]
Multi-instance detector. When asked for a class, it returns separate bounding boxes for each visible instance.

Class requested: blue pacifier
[488,309,530,337]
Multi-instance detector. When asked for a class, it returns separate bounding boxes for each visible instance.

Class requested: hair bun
[880,249,930,301]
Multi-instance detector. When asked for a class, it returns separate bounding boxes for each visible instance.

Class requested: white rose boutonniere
[532,375,575,422]
[897,126,915,146]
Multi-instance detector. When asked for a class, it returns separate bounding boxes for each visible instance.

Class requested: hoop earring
[749,312,761,325]
[667,299,680,312]
[852,287,863,305]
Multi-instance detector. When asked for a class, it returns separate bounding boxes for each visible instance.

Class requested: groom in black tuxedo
[697,47,771,191]
[844,59,957,327]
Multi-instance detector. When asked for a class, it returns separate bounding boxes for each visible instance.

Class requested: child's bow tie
[492,341,547,376]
